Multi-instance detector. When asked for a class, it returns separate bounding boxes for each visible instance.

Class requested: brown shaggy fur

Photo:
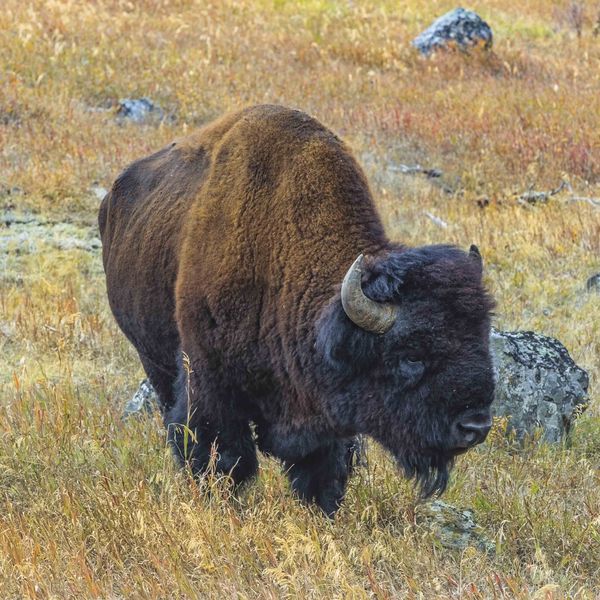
[100,105,494,515]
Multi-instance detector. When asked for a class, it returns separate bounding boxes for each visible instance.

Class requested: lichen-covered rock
[413,8,493,56]
[90,184,108,201]
[490,329,589,442]
[123,378,159,417]
[416,500,494,554]
[116,98,163,123]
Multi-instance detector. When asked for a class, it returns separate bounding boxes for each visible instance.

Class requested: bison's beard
[396,450,455,498]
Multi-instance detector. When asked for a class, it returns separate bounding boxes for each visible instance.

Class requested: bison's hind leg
[284,438,357,517]
[165,397,259,487]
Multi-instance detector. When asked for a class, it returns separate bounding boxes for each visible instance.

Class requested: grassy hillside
[1,0,599,597]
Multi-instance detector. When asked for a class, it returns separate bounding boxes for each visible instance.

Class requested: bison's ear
[469,244,483,277]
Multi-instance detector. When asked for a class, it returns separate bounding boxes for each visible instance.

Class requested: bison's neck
[273,218,390,426]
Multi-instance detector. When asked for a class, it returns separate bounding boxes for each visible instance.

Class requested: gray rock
[586,273,600,293]
[490,329,589,442]
[123,378,159,417]
[413,8,493,56]
[116,98,163,123]
[90,185,108,201]
[416,500,494,554]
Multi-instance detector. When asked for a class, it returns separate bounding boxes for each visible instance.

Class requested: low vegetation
[1,0,599,597]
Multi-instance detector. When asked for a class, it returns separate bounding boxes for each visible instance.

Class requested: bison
[99,104,495,516]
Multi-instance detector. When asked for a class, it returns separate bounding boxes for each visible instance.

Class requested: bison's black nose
[454,417,492,448]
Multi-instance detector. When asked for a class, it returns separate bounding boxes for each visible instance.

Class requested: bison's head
[316,244,495,497]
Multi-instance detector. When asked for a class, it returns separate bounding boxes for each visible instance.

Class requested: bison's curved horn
[341,254,398,335]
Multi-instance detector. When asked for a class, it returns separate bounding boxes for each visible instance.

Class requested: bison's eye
[400,359,425,387]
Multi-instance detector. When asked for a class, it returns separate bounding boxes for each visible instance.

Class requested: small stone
[413,8,493,56]
[416,500,494,554]
[116,98,163,123]
[91,185,108,201]
[586,273,600,293]
[490,329,589,442]
[123,378,159,418]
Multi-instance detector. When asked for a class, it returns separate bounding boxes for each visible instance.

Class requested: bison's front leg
[284,438,357,517]
[165,396,259,486]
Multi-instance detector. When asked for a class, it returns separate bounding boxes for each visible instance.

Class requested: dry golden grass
[1,0,599,597]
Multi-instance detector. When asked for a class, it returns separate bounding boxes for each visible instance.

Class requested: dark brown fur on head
[100,104,495,516]
[316,244,495,497]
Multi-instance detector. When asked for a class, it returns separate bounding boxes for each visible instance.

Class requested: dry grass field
[1,0,599,597]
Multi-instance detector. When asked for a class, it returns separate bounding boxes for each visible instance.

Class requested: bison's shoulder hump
[243,104,341,143]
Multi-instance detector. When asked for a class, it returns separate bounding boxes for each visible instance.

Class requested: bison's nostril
[456,419,492,447]
[461,428,478,445]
